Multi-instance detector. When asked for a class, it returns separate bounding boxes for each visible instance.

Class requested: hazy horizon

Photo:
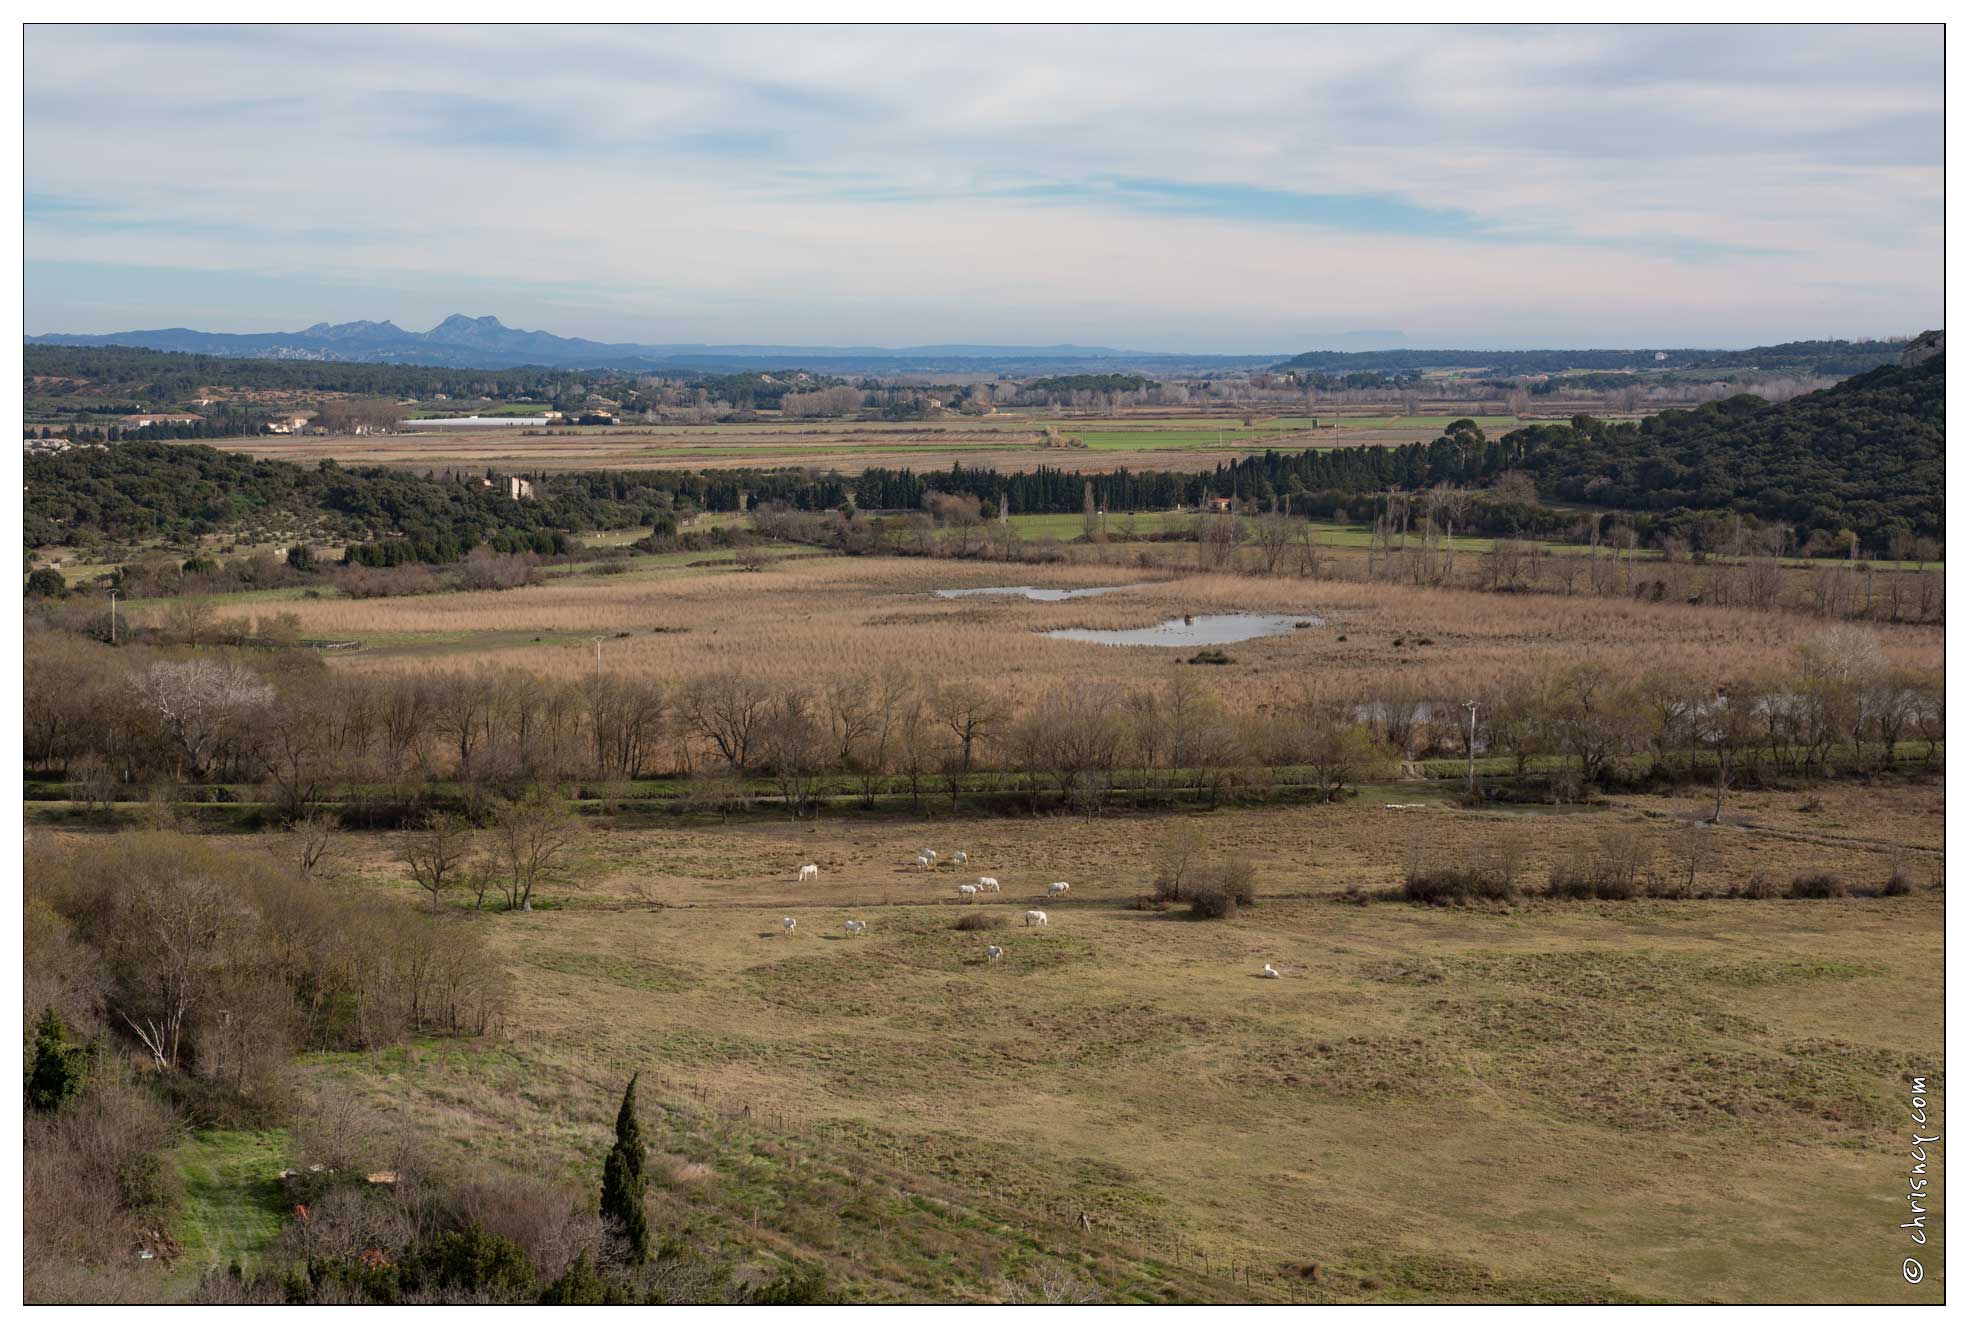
[20,310,1929,358]
[25,24,1943,353]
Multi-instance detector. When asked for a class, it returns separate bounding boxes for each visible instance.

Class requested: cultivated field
[172,410,1564,475]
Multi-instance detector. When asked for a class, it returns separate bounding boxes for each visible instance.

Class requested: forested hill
[1503,351,1943,543]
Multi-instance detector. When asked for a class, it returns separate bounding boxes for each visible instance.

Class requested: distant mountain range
[25,315,1284,375]
[26,315,1912,380]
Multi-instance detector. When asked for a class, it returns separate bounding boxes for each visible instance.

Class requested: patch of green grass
[171,1129,291,1280]
[524,946,696,992]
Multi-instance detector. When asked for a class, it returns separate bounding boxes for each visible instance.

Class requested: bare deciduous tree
[1253,511,1297,574]
[492,798,583,911]
[402,812,473,912]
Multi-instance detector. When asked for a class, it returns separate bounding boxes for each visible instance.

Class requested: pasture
[39,493,1947,1305]
[244,778,1942,1303]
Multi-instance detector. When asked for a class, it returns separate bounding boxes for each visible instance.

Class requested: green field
[171,1130,292,1282]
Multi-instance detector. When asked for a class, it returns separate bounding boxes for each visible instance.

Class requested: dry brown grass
[267,554,1944,709]
[249,776,1944,1305]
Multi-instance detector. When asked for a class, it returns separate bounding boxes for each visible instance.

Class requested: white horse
[951,851,968,865]
[957,883,979,900]
[780,917,797,934]
[1025,909,1048,927]
[797,864,818,883]
[1048,881,1070,896]
[914,855,931,871]
[977,876,999,891]
[1261,963,1280,979]
[844,920,867,936]
[984,945,1004,962]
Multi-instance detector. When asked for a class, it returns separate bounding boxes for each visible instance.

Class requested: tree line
[859,353,1944,553]
[26,621,1940,823]
[24,440,850,552]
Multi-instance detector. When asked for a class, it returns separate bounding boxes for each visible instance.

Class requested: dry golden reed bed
[249,554,1945,707]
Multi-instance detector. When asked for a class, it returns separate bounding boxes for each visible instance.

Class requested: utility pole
[107,589,119,646]
[591,634,607,673]
[1463,699,1479,796]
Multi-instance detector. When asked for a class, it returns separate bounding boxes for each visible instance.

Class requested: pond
[1043,612,1320,647]
[934,583,1151,602]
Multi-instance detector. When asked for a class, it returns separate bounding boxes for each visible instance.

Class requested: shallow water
[1044,612,1319,647]
[934,583,1149,602]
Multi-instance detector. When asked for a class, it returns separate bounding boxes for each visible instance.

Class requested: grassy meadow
[91,774,1942,1304]
[36,492,1946,1305]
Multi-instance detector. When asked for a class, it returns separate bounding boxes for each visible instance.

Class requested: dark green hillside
[23,441,847,554]
[1506,353,1943,544]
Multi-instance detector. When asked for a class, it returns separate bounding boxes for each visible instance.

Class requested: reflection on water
[1044,613,1319,647]
[935,584,1149,602]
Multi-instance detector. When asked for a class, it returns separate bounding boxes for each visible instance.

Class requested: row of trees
[27,621,1940,821]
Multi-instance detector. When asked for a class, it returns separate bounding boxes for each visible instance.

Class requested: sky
[23,23,1944,353]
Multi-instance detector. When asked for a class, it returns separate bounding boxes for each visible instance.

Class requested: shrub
[1787,871,1848,899]
[399,1224,537,1300]
[25,1008,91,1113]
[539,1249,627,1305]
[1186,857,1258,918]
[1882,864,1916,896]
[1219,857,1258,906]
[1544,827,1653,900]
[454,549,543,592]
[334,563,440,599]
[1404,865,1516,904]
[952,912,1008,931]
[1739,873,1783,899]
[750,1262,831,1305]
[1403,834,1523,904]
[1188,882,1237,919]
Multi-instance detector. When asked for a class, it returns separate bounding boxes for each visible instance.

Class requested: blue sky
[23,24,1943,352]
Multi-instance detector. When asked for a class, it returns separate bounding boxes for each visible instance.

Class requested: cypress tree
[598,1075,649,1263]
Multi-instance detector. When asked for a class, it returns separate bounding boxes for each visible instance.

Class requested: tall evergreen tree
[25,1008,89,1112]
[598,1075,650,1263]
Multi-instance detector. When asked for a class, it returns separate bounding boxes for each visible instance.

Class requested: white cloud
[23,23,1942,347]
